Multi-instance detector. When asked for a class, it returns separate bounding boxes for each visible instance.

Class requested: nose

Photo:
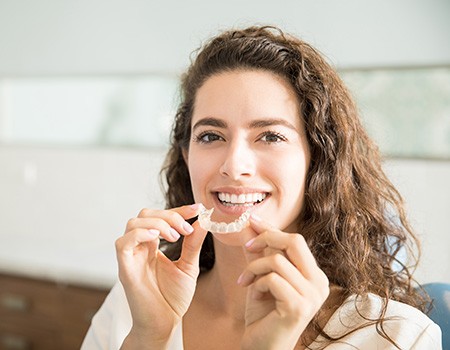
[219,139,255,179]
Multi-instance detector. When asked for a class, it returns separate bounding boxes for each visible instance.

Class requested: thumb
[178,220,208,273]
[170,202,205,220]
[241,214,274,263]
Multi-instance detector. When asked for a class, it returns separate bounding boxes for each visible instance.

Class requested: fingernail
[251,213,261,222]
[245,238,255,248]
[183,221,194,234]
[237,272,254,286]
[169,228,180,240]
[148,229,160,237]
[190,203,199,210]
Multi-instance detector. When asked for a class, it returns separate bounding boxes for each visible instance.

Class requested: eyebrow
[192,117,227,131]
[192,117,298,132]
[248,118,298,131]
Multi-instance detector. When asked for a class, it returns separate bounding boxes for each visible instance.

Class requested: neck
[198,237,249,321]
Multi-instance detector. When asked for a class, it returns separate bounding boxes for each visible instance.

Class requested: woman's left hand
[238,215,330,350]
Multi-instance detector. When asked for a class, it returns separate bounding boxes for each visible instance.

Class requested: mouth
[216,191,269,207]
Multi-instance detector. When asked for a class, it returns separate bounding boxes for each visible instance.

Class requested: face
[186,70,310,243]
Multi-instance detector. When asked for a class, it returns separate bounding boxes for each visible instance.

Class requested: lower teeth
[221,200,262,207]
[224,202,254,207]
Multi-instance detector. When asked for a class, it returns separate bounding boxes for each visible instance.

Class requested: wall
[384,159,450,283]
[0,0,449,76]
[0,146,165,286]
[0,0,449,285]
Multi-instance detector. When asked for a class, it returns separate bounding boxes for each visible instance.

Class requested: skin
[116,70,330,349]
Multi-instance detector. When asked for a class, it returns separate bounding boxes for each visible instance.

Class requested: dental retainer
[198,207,250,234]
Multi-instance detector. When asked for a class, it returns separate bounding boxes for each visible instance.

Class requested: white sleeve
[410,322,443,349]
[312,294,443,350]
[81,281,132,350]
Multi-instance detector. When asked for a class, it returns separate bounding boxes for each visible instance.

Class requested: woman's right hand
[115,204,207,348]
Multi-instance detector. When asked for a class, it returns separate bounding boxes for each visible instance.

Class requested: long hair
[160,25,428,347]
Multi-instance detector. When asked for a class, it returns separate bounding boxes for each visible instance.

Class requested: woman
[82,26,441,349]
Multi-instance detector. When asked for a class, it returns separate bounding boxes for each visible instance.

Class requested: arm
[115,204,208,349]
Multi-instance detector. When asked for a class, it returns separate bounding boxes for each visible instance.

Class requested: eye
[258,131,287,144]
[193,131,224,144]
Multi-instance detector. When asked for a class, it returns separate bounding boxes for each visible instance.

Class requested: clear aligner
[198,207,250,234]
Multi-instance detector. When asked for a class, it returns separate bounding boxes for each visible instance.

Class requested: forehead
[192,70,302,129]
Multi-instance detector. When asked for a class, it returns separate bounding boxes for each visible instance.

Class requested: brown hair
[160,25,428,348]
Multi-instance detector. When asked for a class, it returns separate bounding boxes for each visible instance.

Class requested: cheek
[187,158,202,198]
[273,157,309,231]
[187,151,215,199]
[274,153,309,202]
[273,147,308,173]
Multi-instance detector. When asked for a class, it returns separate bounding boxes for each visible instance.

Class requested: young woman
[82,26,442,349]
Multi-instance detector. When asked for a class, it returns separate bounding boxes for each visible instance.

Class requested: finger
[245,230,318,281]
[115,228,160,276]
[134,204,204,237]
[251,273,303,318]
[126,217,185,242]
[138,203,204,221]
[237,254,308,294]
[248,213,278,234]
[245,213,286,258]
[252,273,324,326]
[117,227,160,253]
[177,221,209,275]
[240,214,275,264]
[252,273,329,336]
[170,203,205,219]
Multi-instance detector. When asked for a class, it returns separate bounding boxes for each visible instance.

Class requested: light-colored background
[0,0,449,288]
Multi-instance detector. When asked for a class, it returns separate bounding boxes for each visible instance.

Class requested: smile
[217,192,267,207]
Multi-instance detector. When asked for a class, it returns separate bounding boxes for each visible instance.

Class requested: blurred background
[0,0,449,348]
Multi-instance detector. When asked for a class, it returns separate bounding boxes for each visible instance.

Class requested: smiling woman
[81,26,442,349]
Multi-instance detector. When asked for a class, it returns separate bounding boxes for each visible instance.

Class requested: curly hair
[159,25,429,348]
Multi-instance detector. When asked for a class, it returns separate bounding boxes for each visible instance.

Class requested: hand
[115,204,207,347]
[238,216,330,350]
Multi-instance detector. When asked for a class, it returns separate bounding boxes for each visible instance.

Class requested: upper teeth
[217,192,266,204]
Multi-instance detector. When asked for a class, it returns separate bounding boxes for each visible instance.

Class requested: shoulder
[312,293,442,349]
